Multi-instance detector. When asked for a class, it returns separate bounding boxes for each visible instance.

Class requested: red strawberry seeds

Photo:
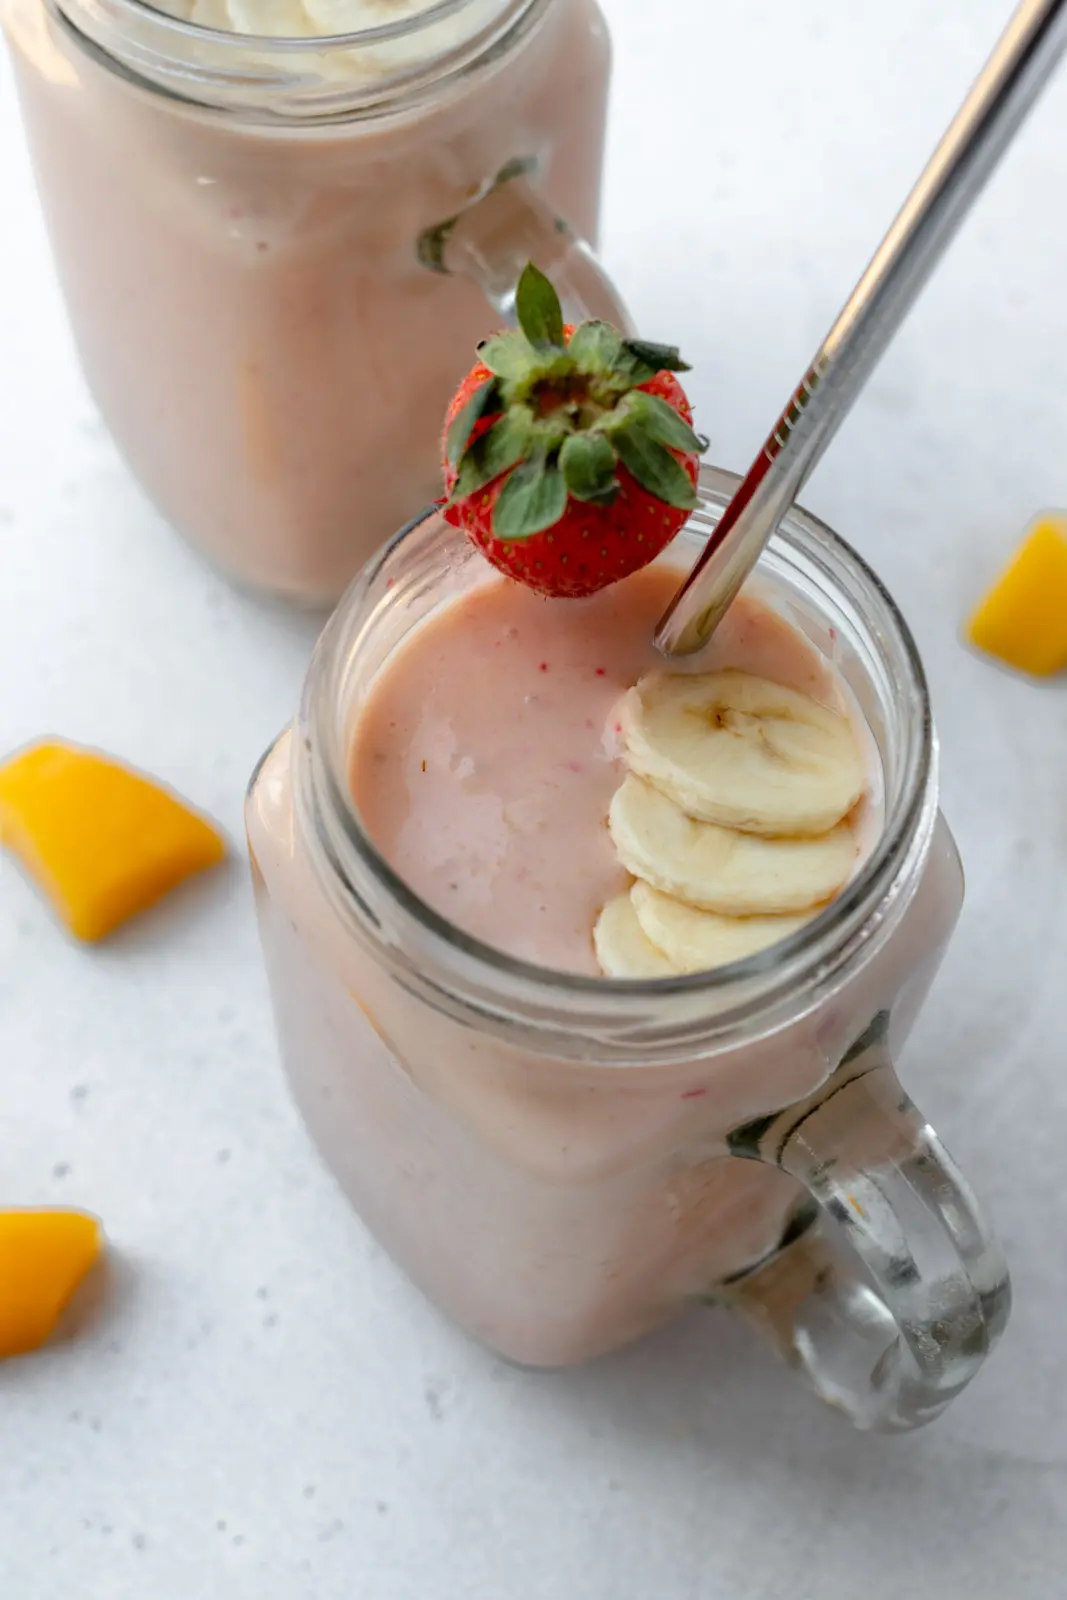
[440,265,706,599]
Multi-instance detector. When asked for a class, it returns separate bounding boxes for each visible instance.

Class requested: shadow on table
[519,1297,1065,1498]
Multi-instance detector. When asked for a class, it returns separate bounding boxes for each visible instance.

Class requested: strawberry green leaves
[477,336,576,391]
[447,409,534,502]
[565,319,624,373]
[614,426,698,511]
[477,334,542,383]
[514,261,565,349]
[621,389,706,455]
[567,390,702,509]
[560,432,618,503]
[622,338,691,376]
[445,376,501,471]
[493,455,568,539]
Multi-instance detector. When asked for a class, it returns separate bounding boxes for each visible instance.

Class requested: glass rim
[46,0,544,121]
[61,0,503,52]
[293,465,937,1042]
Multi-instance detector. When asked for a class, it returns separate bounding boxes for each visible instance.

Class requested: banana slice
[609,774,857,916]
[593,892,681,979]
[622,669,865,837]
[630,881,812,974]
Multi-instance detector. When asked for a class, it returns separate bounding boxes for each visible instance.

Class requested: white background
[3,1,1067,1595]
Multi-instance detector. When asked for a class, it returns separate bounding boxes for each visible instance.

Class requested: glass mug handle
[417,158,634,331]
[722,1012,1011,1431]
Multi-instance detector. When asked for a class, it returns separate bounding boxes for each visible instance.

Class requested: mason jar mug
[3,0,624,601]
[245,467,1011,1431]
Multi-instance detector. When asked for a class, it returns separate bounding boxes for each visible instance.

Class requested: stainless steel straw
[656,0,1067,656]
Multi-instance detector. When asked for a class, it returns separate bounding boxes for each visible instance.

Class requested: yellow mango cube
[967,515,1067,677]
[0,1209,103,1360]
[0,740,226,941]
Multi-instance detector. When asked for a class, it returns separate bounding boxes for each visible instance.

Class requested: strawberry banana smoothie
[352,567,876,977]
[2,0,615,601]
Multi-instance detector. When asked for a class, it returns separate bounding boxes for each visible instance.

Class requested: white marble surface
[2,1,1067,1594]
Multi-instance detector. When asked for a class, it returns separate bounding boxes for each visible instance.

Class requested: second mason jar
[3,0,623,602]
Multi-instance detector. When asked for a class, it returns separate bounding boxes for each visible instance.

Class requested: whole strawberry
[441,264,706,598]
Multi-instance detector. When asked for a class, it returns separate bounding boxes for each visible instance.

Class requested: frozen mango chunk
[0,1209,103,1360]
[967,515,1067,677]
[0,740,225,941]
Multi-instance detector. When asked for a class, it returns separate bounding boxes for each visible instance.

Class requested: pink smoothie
[351,563,872,974]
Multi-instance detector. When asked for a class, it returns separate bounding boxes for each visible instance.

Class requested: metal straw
[656,0,1067,657]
